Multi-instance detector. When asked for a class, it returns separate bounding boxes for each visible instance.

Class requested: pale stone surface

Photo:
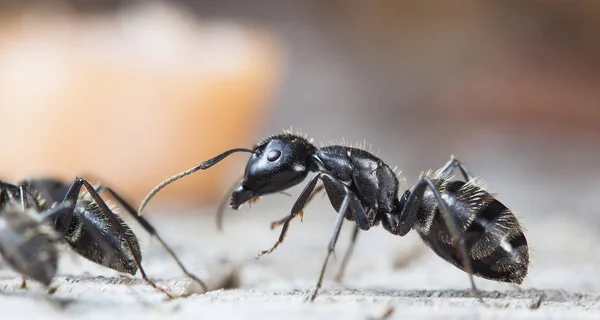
[1,198,600,319]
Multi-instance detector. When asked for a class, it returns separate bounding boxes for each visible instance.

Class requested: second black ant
[0,181,112,293]
[2,177,207,298]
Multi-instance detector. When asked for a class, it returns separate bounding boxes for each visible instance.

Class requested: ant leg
[255,174,322,258]
[309,174,369,301]
[334,224,360,283]
[270,184,325,229]
[95,184,208,292]
[309,182,354,301]
[37,201,75,223]
[17,184,44,211]
[65,178,175,299]
[216,176,242,231]
[438,156,475,181]
[401,177,482,302]
[139,148,254,215]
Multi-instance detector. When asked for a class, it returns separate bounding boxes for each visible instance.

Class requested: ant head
[230,133,316,209]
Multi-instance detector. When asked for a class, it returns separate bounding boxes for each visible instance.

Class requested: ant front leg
[255,174,322,259]
[64,178,175,299]
[95,184,208,293]
[216,177,243,231]
[269,184,325,229]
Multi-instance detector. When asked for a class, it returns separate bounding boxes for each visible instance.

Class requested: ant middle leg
[309,174,369,301]
[95,184,208,292]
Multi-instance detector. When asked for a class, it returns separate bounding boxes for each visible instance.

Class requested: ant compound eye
[267,150,281,162]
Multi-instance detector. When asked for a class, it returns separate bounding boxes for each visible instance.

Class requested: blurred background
[1,0,600,225]
[5,2,600,314]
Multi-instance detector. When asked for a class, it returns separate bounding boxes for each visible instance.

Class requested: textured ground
[1,194,600,319]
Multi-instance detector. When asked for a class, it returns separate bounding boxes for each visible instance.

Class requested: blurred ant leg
[18,185,29,210]
[37,201,75,222]
[96,184,208,292]
[216,176,243,231]
[334,224,360,283]
[438,156,475,181]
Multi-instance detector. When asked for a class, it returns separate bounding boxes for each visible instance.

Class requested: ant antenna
[138,148,253,215]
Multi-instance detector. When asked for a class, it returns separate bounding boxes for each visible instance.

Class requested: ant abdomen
[65,198,141,275]
[415,179,529,284]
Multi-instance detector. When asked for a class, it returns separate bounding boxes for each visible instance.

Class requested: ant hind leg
[95,184,208,293]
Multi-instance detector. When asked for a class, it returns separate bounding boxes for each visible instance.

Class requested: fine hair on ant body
[139,130,529,301]
[3,177,207,298]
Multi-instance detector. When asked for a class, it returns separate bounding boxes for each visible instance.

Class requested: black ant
[4,177,207,298]
[138,131,529,301]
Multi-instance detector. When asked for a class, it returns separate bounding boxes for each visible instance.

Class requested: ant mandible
[139,130,529,301]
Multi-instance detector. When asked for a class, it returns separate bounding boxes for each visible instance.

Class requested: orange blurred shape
[0,4,284,207]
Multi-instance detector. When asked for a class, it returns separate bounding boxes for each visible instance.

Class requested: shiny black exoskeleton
[3,177,207,297]
[139,131,529,301]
